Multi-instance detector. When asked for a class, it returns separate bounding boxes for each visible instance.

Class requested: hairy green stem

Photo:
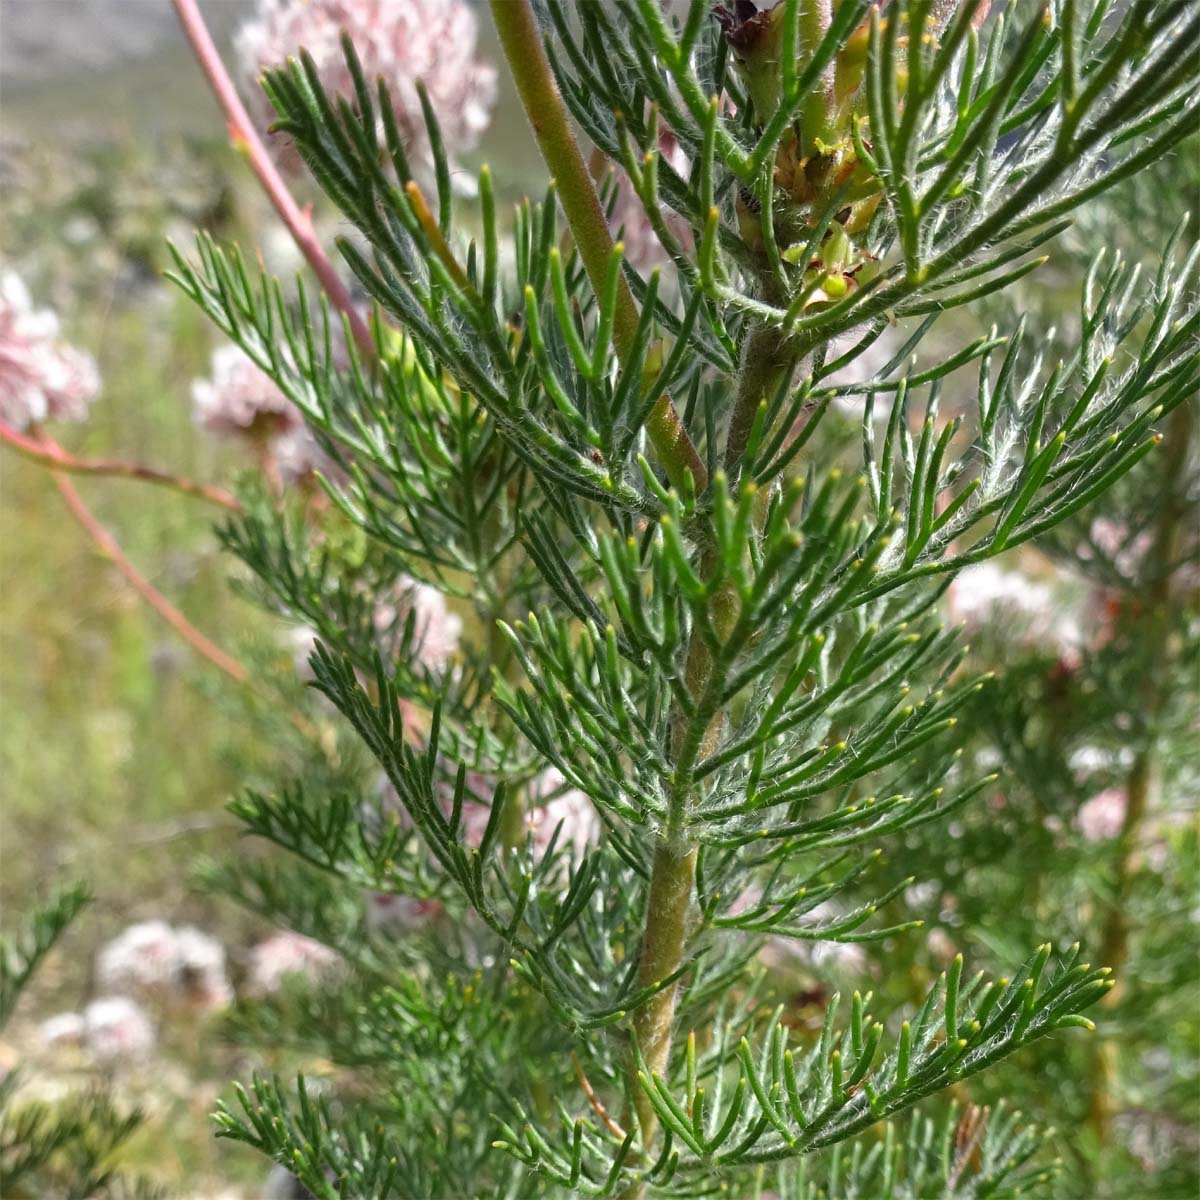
[725,323,797,478]
[628,842,698,1142]
[489,0,707,494]
[623,559,743,1189]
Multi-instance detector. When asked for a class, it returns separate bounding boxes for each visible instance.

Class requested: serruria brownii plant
[2,0,1197,1196]
[161,0,1199,1194]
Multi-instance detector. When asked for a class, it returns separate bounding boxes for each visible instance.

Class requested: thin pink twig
[172,0,376,361]
[1,418,241,511]
[52,470,250,685]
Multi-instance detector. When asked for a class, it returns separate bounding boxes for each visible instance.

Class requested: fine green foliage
[0,887,158,1199]
[170,1,1199,1195]
[0,883,89,1028]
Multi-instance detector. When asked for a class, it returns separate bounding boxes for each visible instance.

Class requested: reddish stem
[172,0,376,361]
[1,419,240,511]
[52,471,250,686]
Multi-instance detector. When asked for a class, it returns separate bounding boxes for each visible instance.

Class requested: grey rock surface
[0,0,250,84]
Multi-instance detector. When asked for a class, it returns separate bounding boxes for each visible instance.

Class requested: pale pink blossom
[271,422,333,483]
[926,926,958,965]
[1069,743,1132,780]
[39,1011,86,1048]
[97,921,233,1012]
[97,920,181,994]
[374,577,463,671]
[286,624,321,680]
[236,0,496,183]
[525,768,601,865]
[1084,517,1153,578]
[0,272,100,431]
[756,898,871,977]
[246,931,340,995]
[264,1165,312,1200]
[173,926,236,1011]
[949,561,1084,658]
[83,996,156,1064]
[1076,787,1129,842]
[191,344,301,440]
[760,934,868,977]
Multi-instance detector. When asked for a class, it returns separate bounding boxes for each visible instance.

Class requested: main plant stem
[1088,400,1193,1137]
[489,0,706,495]
[490,2,806,1182]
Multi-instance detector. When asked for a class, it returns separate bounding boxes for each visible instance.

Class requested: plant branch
[51,471,250,685]
[1,419,240,510]
[172,0,375,360]
[51,472,250,691]
[489,0,707,495]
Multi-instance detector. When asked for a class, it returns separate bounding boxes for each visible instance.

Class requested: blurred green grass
[1,57,300,1195]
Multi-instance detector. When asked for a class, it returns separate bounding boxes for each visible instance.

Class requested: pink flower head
[96,920,233,1012]
[758,899,870,977]
[526,768,600,864]
[83,996,156,1065]
[173,925,236,1011]
[271,422,333,483]
[1083,517,1154,579]
[373,576,463,671]
[1076,787,1129,842]
[948,561,1084,659]
[364,891,443,936]
[40,1011,86,1048]
[191,344,301,440]
[236,0,497,183]
[0,272,100,431]
[96,920,181,995]
[245,931,341,995]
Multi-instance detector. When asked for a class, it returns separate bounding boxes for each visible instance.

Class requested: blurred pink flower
[949,561,1084,659]
[83,996,156,1064]
[0,272,100,431]
[926,926,958,965]
[286,623,321,680]
[758,899,870,977]
[174,925,236,1011]
[526,768,600,864]
[236,0,497,183]
[39,1011,86,1048]
[192,344,301,440]
[97,920,181,994]
[271,423,333,483]
[1076,787,1129,842]
[246,931,341,995]
[1084,517,1153,578]
[760,934,868,977]
[96,920,233,1012]
[365,891,442,936]
[374,576,463,671]
[192,345,340,484]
